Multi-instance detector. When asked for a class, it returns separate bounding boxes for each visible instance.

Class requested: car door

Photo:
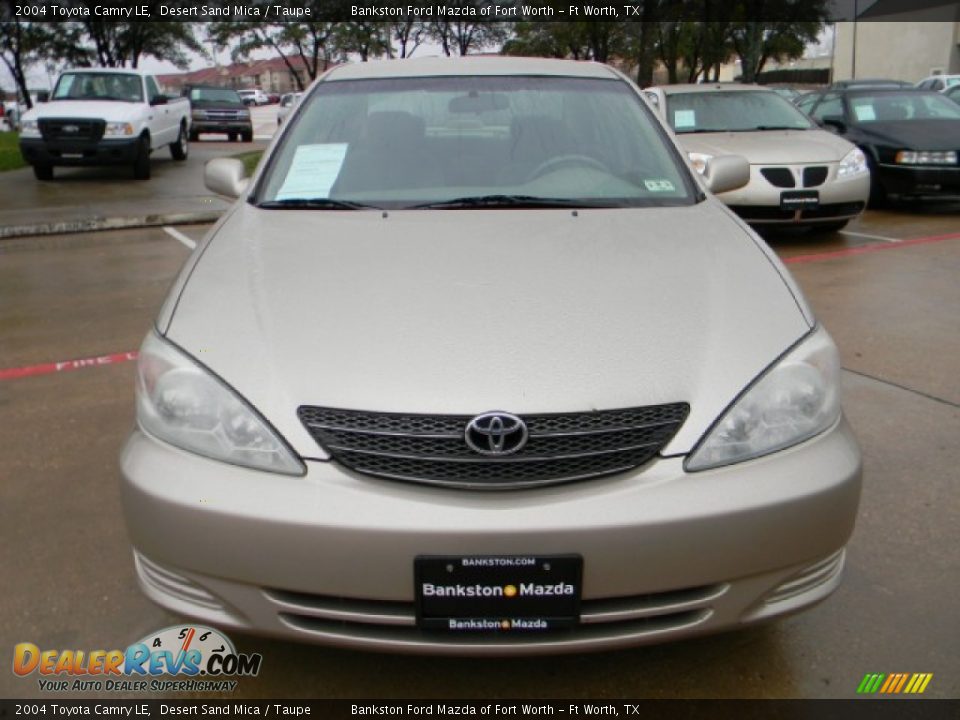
[145,75,176,145]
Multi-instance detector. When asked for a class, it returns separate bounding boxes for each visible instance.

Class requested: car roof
[652,84,774,95]
[324,56,618,81]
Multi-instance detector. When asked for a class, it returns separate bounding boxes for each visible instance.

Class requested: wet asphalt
[0,205,958,700]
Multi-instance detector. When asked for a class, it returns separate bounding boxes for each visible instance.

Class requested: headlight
[895,150,957,165]
[688,152,713,175]
[837,147,868,178]
[104,122,134,137]
[20,120,40,137]
[686,326,841,471]
[135,331,305,475]
[191,109,207,120]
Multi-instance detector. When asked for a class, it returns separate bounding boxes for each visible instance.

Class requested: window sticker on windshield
[853,105,876,122]
[275,143,349,200]
[674,110,696,129]
[644,179,676,193]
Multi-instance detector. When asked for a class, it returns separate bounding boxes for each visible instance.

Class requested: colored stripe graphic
[858,673,932,694]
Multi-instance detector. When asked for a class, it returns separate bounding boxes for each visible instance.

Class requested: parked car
[645,83,870,230]
[237,88,269,106]
[829,78,913,90]
[916,74,960,92]
[799,86,960,204]
[770,86,801,102]
[276,92,303,126]
[943,85,960,105]
[122,57,862,655]
[183,85,252,142]
[18,68,190,180]
[267,93,281,104]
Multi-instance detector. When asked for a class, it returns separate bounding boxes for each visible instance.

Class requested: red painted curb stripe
[784,231,960,265]
[0,351,138,381]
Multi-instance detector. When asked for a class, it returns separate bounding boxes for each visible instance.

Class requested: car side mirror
[205,158,249,198]
[820,115,846,133]
[150,95,168,106]
[703,155,750,195]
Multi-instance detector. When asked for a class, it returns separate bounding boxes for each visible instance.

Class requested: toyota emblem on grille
[465,412,528,456]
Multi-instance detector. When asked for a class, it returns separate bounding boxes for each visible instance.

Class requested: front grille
[38,118,105,141]
[760,167,795,188]
[733,201,865,222]
[298,404,689,489]
[803,166,829,187]
[204,110,243,120]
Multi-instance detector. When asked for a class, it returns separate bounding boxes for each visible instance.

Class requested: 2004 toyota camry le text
[120,57,862,655]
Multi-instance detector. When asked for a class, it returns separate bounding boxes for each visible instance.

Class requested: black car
[796,87,960,205]
[183,85,253,143]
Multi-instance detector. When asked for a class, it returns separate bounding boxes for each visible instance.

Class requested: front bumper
[717,164,870,225]
[19,137,139,167]
[192,120,252,135]
[876,164,960,198]
[121,417,862,655]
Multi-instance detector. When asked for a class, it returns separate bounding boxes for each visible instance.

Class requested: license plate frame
[415,554,583,633]
[780,189,820,211]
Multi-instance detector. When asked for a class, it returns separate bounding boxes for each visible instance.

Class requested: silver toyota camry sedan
[121,57,862,655]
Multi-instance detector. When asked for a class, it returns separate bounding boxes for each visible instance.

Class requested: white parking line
[163,226,197,250]
[840,230,901,243]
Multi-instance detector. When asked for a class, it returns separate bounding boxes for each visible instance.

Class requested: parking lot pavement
[0,140,265,238]
[1,213,958,700]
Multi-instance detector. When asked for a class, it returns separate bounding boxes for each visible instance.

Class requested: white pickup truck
[18,68,190,181]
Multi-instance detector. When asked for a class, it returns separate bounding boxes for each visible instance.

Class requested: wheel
[809,220,849,233]
[33,164,53,181]
[241,130,253,143]
[133,136,151,180]
[526,154,609,182]
[170,123,188,161]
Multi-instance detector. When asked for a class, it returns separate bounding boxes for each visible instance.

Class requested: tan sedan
[645,84,871,231]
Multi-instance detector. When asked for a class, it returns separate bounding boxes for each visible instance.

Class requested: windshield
[256,75,696,209]
[667,90,812,133]
[53,72,143,103]
[848,92,960,122]
[190,87,242,104]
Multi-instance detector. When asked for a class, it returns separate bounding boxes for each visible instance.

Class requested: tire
[170,123,188,161]
[810,220,849,233]
[33,164,53,181]
[241,130,253,143]
[133,136,151,180]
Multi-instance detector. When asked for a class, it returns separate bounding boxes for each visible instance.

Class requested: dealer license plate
[780,190,820,211]
[415,555,582,632]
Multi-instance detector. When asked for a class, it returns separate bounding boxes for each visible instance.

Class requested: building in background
[158,57,307,95]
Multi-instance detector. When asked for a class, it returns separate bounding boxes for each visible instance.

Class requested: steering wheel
[526,154,610,182]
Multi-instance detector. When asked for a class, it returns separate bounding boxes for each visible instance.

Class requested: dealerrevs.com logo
[13,625,262,693]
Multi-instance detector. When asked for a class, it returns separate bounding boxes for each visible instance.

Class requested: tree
[728,0,828,82]
[389,19,429,58]
[335,21,391,61]
[79,19,203,69]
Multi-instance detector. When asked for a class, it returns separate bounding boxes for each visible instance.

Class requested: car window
[257,75,697,209]
[795,93,820,113]
[146,77,161,102]
[190,87,243,104]
[848,92,960,122]
[665,90,812,132]
[811,93,843,120]
[53,72,143,103]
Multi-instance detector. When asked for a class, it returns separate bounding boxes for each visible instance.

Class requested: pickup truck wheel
[241,130,253,143]
[33,164,54,181]
[170,124,188,161]
[133,137,151,180]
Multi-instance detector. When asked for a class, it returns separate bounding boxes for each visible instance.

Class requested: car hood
[22,100,142,123]
[856,119,960,150]
[166,200,811,459]
[676,129,853,164]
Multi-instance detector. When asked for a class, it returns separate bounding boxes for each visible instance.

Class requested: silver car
[122,58,861,655]
[645,84,871,231]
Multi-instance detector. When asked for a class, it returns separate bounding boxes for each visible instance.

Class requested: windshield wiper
[408,194,614,210]
[734,125,807,131]
[257,198,377,210]
[675,128,728,134]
